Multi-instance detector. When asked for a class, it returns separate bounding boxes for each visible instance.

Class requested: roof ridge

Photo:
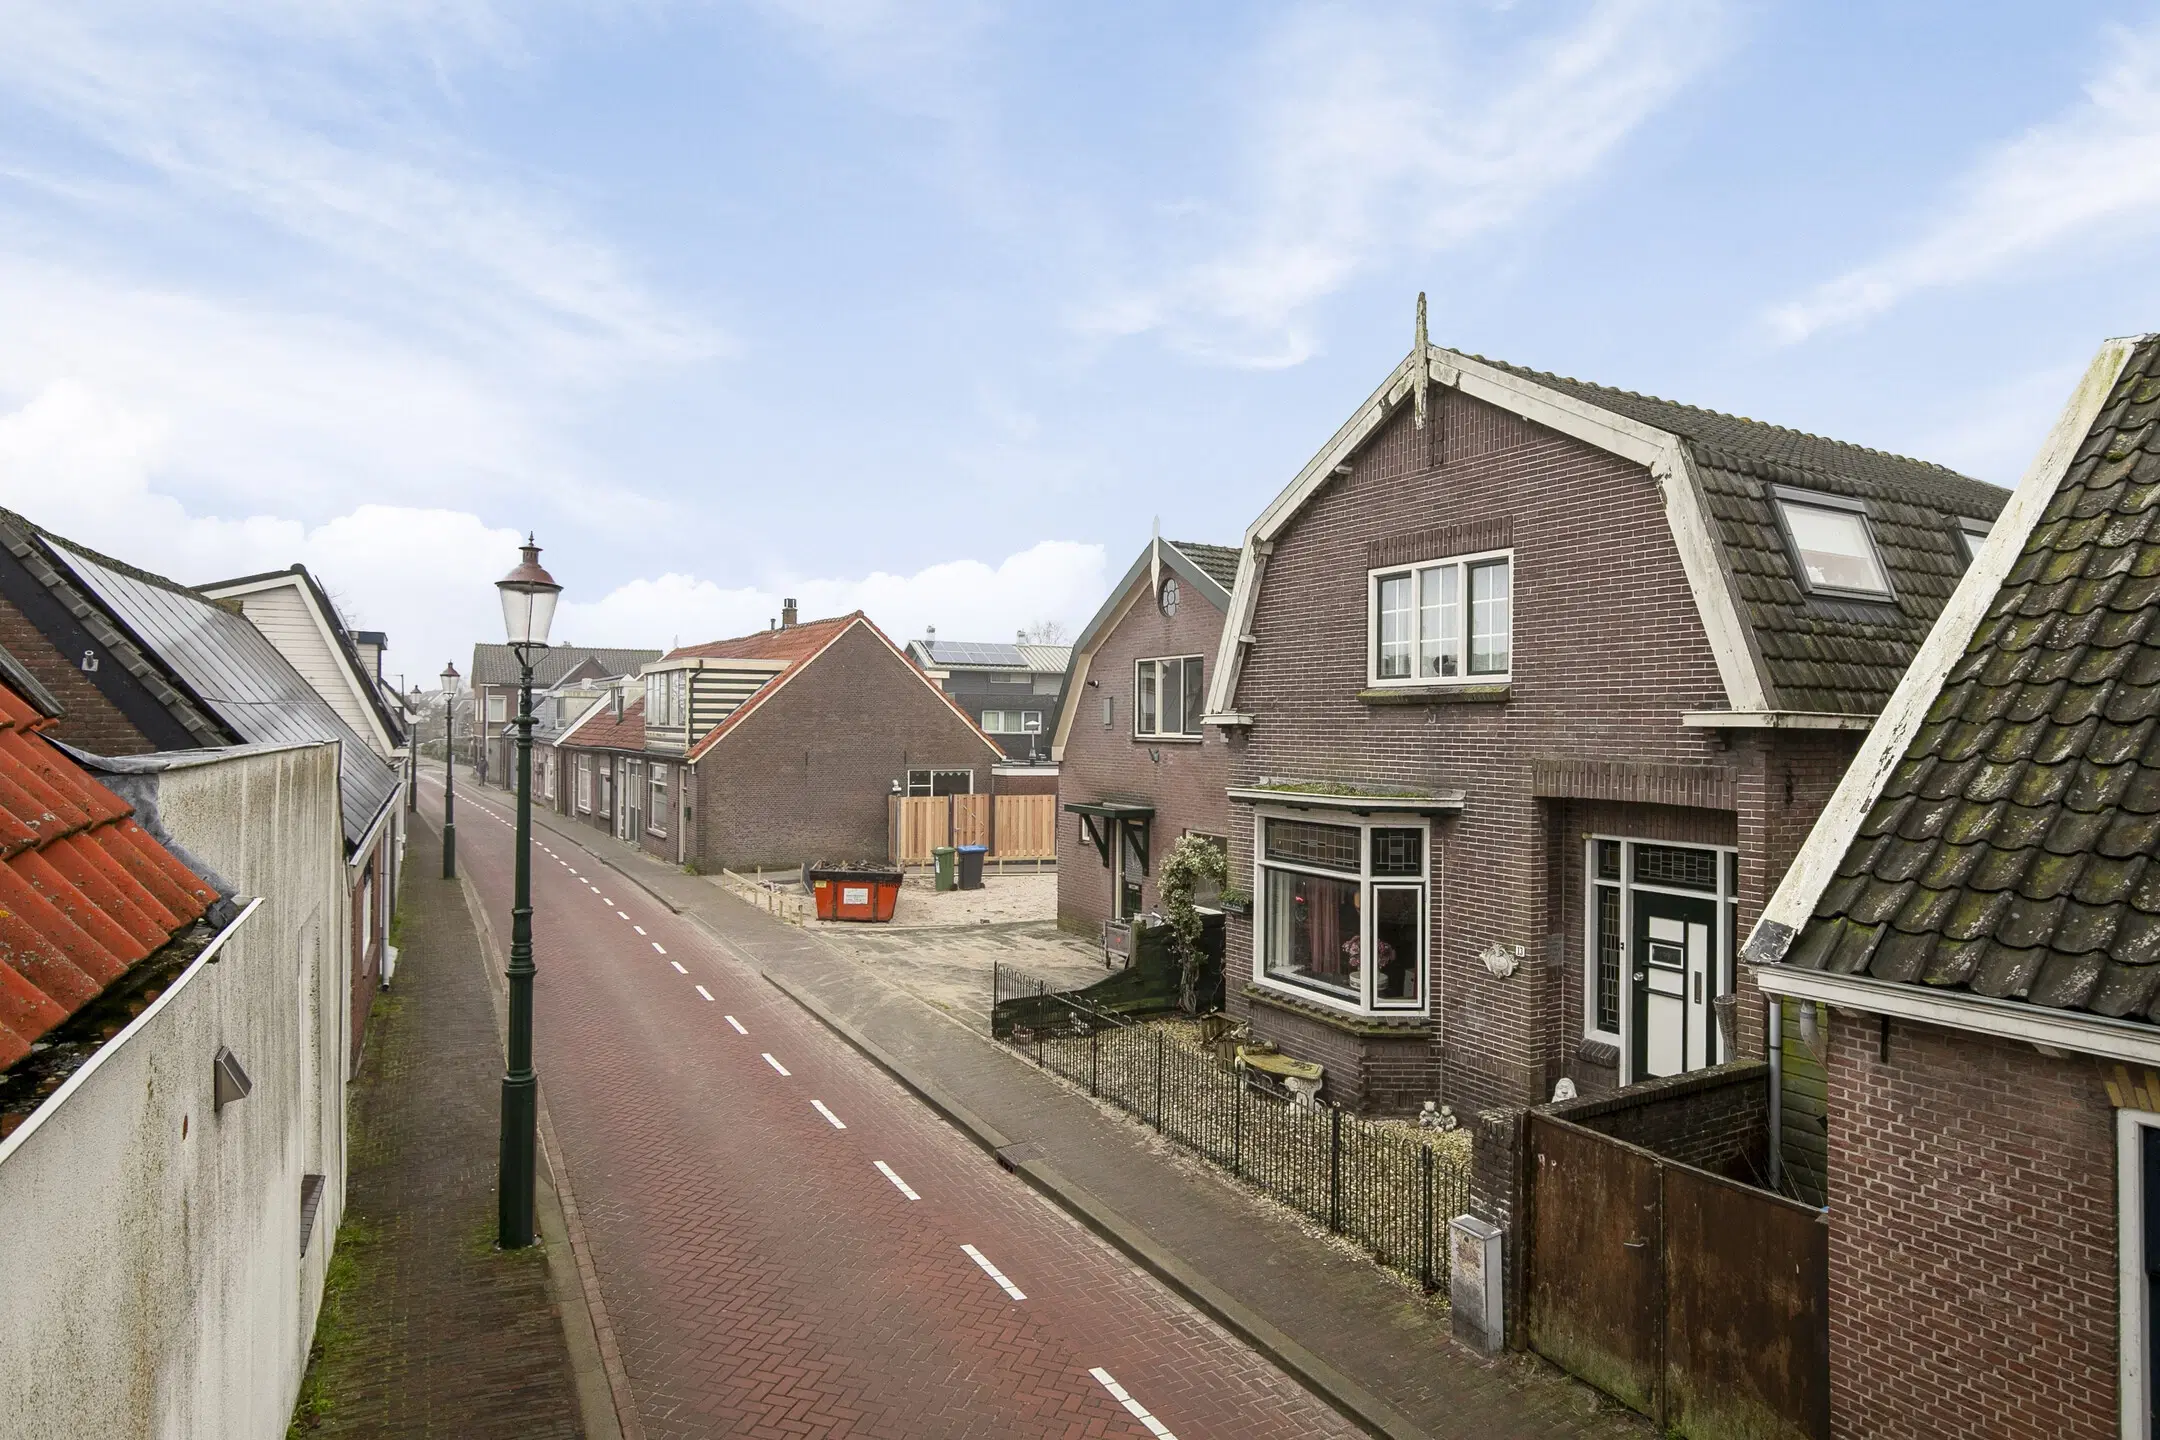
[1453,350,1979,481]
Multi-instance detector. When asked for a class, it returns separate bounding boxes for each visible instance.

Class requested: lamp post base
[497,1071,537,1248]
[443,821,457,879]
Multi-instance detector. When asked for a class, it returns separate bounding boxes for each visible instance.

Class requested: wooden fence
[889,793,1056,864]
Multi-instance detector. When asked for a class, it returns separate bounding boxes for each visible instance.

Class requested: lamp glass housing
[495,538,563,648]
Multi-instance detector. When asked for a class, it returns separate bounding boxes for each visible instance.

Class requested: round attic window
[1159,576,1180,617]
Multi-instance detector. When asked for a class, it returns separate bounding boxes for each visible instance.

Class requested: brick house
[558,611,1003,871]
[1201,326,2008,1114]
[1745,333,2160,1440]
[1052,535,1240,934]
[469,644,657,788]
[0,508,403,1072]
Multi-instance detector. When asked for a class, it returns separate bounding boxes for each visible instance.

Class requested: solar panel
[930,641,1027,667]
[58,547,402,852]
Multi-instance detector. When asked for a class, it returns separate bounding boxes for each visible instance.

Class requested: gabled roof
[37,535,401,854]
[0,510,229,751]
[468,644,660,689]
[664,613,859,666]
[682,613,1001,764]
[1016,643,1074,674]
[1747,335,2160,1037]
[1205,343,2005,725]
[198,564,406,755]
[1050,537,1237,761]
[558,693,646,753]
[0,682,216,1077]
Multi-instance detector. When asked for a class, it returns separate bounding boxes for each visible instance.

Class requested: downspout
[1767,996,1784,1192]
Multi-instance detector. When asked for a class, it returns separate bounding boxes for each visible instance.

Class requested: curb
[759,969,1431,1440]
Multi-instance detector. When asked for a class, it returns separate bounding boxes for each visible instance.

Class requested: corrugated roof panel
[51,544,401,851]
[0,683,213,1072]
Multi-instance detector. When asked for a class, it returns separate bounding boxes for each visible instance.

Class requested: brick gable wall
[1824,1016,2118,1440]
[690,624,1000,870]
[0,590,164,755]
[1055,576,1231,933]
[1224,384,1749,1113]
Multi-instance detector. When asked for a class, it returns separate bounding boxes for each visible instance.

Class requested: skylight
[1776,493,1891,599]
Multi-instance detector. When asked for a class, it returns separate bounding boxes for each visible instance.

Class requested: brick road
[427,776,1360,1440]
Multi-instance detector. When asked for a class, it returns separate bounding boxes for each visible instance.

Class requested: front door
[1631,890,1716,1082]
[1114,821,1145,919]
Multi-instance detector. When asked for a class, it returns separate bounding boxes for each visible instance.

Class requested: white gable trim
[1744,335,2142,966]
[203,571,399,756]
[1757,963,2160,1067]
[1203,347,1772,722]
[1056,541,1230,760]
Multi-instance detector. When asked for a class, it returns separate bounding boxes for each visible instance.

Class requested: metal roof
[51,543,401,852]
[0,682,215,1075]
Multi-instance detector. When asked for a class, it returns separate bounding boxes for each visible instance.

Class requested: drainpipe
[1767,996,1784,1192]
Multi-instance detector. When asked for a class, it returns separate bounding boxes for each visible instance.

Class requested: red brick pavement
[430,778,1359,1440]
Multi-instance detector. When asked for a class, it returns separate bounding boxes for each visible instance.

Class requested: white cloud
[556,540,1108,653]
[0,379,1104,688]
[1081,0,1728,367]
[0,0,718,529]
[1769,19,2160,343]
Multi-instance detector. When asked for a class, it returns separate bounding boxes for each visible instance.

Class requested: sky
[1,1,2156,691]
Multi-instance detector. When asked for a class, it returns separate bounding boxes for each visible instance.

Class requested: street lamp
[441,662,460,880]
[494,535,561,1251]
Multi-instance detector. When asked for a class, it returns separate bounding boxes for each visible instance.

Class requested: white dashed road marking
[696,985,714,1002]
[634,925,646,935]
[670,960,688,974]
[762,1053,790,1076]
[1090,1369,1176,1439]
[652,943,666,955]
[961,1244,1026,1301]
[616,910,629,920]
[811,1100,846,1129]
[725,1015,748,1035]
[874,1161,920,1201]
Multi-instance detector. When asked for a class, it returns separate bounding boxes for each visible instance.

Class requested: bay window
[1370,551,1511,686]
[1135,656,1204,738]
[1256,816,1428,1012]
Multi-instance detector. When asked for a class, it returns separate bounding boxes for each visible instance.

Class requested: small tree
[1158,833,1228,1014]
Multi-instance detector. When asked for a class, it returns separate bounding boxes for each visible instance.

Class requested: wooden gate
[888,793,1059,864]
[1528,1113,1828,1440]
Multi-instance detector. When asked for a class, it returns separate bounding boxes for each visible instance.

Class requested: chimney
[781,598,799,628]
[1016,629,1026,644]
[611,685,624,722]
[926,624,937,646]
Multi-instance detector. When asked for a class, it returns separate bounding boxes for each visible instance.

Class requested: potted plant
[1217,885,1252,918]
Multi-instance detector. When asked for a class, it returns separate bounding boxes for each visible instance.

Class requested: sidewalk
[292,811,600,1438]
[519,784,1650,1440]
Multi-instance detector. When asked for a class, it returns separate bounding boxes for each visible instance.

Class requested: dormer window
[1773,487,1892,600]
[1954,515,1991,569]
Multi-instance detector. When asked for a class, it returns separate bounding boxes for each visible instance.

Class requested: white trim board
[2120,1107,2160,1438]
[1755,963,2160,1067]
[1744,336,2144,967]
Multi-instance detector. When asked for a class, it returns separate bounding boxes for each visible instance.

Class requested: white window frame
[597,760,613,818]
[1955,515,1992,569]
[2123,1106,2160,1438]
[906,768,974,797]
[576,754,592,813]
[1251,809,1431,1017]
[1771,486,1896,602]
[1133,656,1204,740]
[1366,548,1513,689]
[1581,835,1740,1059]
[486,692,507,724]
[648,762,669,838]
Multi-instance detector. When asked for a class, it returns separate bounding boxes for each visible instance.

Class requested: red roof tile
[661,612,862,665]
[0,684,214,1071]
[560,694,646,752]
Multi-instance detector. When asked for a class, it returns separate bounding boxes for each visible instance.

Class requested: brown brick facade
[1822,1016,2119,1440]
[689,623,1001,871]
[1221,387,1854,1114]
[0,589,172,754]
[1055,572,1230,934]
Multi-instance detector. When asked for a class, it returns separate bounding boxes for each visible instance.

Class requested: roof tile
[0,684,212,1072]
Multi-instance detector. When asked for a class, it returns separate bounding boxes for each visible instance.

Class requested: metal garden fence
[991,962,1469,1290]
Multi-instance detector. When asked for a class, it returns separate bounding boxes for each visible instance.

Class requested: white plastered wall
[0,740,349,1440]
